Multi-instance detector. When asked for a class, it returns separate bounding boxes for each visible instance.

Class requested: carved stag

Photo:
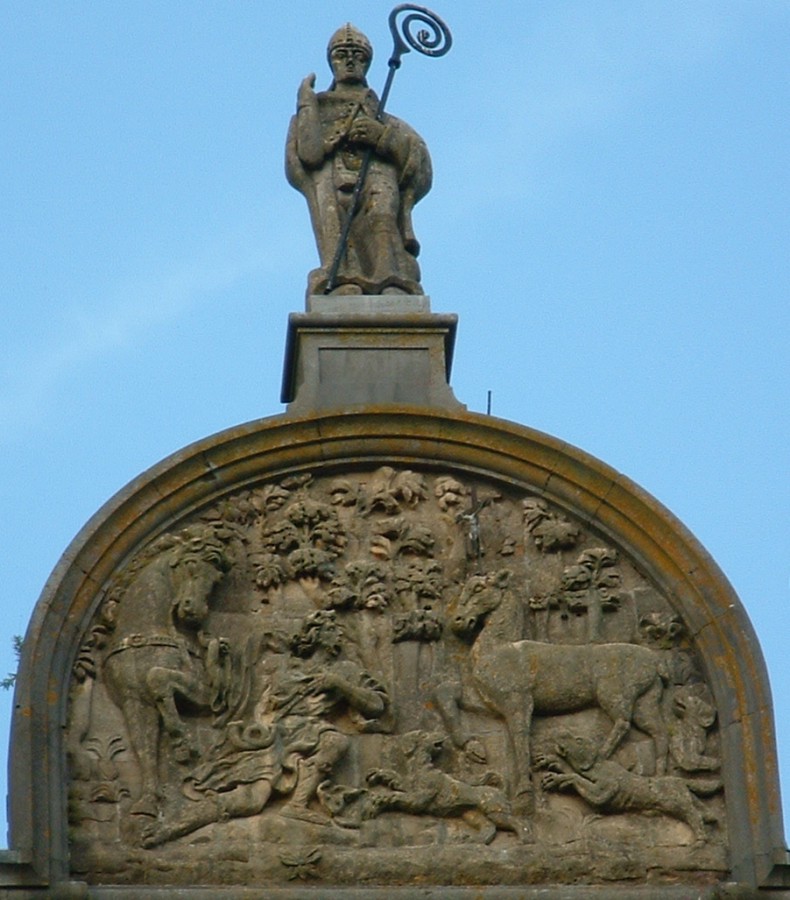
[447,570,669,804]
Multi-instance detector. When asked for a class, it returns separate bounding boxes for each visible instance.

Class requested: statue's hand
[348,115,385,148]
[294,73,323,167]
[297,73,317,108]
[311,671,342,694]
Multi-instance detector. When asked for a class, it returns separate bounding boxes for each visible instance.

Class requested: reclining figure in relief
[142,610,388,846]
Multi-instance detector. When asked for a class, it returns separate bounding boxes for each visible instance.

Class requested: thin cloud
[0,237,277,440]
[442,3,751,207]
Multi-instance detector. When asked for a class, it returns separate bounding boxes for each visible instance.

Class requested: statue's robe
[286,85,432,296]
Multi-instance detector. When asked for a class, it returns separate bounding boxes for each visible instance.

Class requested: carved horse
[447,570,669,804]
[102,528,231,816]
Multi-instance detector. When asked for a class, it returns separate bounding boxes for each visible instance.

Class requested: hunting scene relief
[67,464,727,887]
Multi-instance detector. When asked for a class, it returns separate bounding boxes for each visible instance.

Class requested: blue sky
[1,1,789,843]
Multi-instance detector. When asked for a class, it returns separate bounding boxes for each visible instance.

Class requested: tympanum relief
[67,466,726,886]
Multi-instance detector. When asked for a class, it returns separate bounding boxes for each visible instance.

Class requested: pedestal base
[281,295,463,412]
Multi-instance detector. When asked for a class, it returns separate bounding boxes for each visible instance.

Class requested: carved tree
[556,548,626,642]
[257,497,347,587]
[523,498,580,553]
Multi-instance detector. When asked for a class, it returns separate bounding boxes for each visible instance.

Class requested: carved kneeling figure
[141,610,389,846]
[539,732,720,843]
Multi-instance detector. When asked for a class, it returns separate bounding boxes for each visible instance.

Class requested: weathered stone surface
[281,295,462,411]
[63,466,727,885]
[7,409,787,894]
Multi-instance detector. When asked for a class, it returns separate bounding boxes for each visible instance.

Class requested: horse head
[168,530,230,630]
[449,569,511,640]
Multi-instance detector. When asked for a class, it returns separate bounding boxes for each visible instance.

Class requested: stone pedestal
[5,293,790,896]
[281,295,463,412]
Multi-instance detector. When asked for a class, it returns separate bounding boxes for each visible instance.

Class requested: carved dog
[668,686,720,772]
[540,732,720,842]
[365,731,531,843]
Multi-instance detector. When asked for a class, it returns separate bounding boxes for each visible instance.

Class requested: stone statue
[286,23,432,297]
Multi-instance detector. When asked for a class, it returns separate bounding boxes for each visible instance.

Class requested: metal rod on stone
[324,4,452,294]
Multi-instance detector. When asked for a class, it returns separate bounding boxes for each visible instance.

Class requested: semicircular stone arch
[10,407,785,893]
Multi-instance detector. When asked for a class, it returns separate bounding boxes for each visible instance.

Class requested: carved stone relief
[66,465,727,887]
